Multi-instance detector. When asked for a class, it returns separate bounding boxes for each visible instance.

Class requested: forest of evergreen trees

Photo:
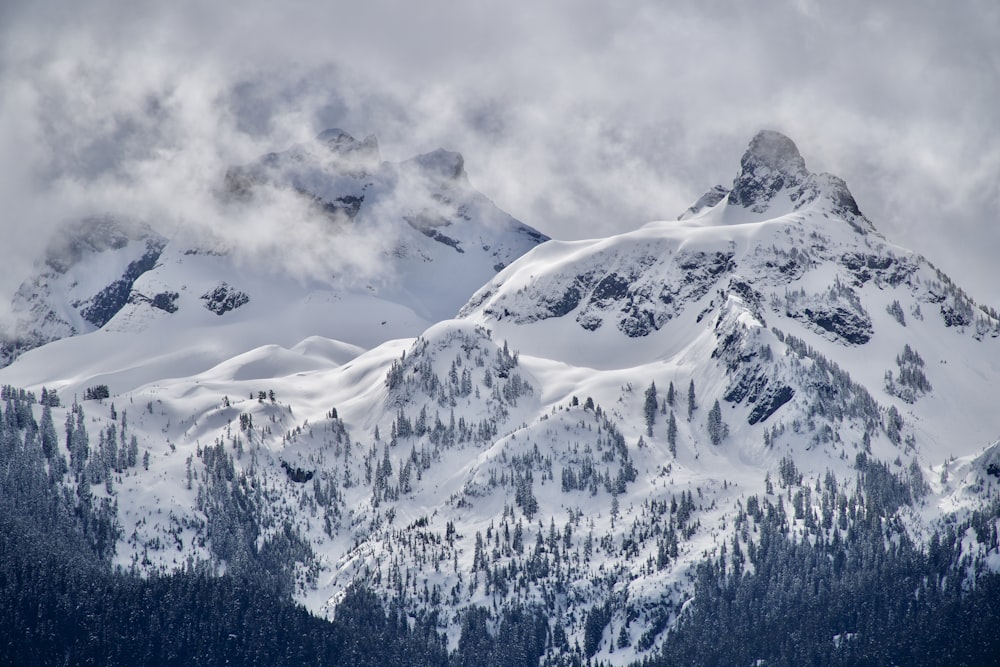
[4,381,1000,665]
[641,471,1000,666]
[0,385,546,666]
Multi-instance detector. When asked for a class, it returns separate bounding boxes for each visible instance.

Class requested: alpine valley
[3,129,1000,665]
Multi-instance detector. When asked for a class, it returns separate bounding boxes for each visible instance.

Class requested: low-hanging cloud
[1,0,998,315]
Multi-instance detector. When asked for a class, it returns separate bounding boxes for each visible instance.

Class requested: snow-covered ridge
[1,130,548,369]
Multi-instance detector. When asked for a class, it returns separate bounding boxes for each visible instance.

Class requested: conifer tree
[687,380,697,421]
[707,399,729,445]
[644,381,658,436]
[40,403,58,459]
[667,411,678,457]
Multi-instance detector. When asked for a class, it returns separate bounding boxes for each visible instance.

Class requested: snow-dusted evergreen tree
[886,405,903,445]
[707,399,728,446]
[67,403,89,476]
[886,343,932,403]
[40,403,58,459]
[644,381,658,436]
[886,299,906,326]
[667,411,678,457]
[687,380,696,421]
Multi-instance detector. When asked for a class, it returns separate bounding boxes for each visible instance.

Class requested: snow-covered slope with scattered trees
[3,130,1000,665]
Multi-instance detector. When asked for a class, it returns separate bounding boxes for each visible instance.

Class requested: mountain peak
[711,130,874,233]
[403,148,467,183]
[743,130,807,177]
[727,130,808,211]
[314,128,381,171]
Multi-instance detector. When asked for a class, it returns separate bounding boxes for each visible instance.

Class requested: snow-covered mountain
[3,129,1000,664]
[0,129,546,372]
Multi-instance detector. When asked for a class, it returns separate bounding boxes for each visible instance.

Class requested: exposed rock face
[466,246,736,338]
[678,184,730,220]
[79,241,166,328]
[728,130,810,212]
[402,148,467,183]
[718,130,875,234]
[0,218,166,366]
[201,282,250,315]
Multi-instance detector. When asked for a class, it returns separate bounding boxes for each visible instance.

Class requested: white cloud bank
[1,0,998,308]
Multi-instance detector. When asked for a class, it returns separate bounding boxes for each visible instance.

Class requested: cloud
[1,0,998,311]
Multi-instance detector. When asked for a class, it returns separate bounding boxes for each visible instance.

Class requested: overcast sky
[2,0,998,309]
